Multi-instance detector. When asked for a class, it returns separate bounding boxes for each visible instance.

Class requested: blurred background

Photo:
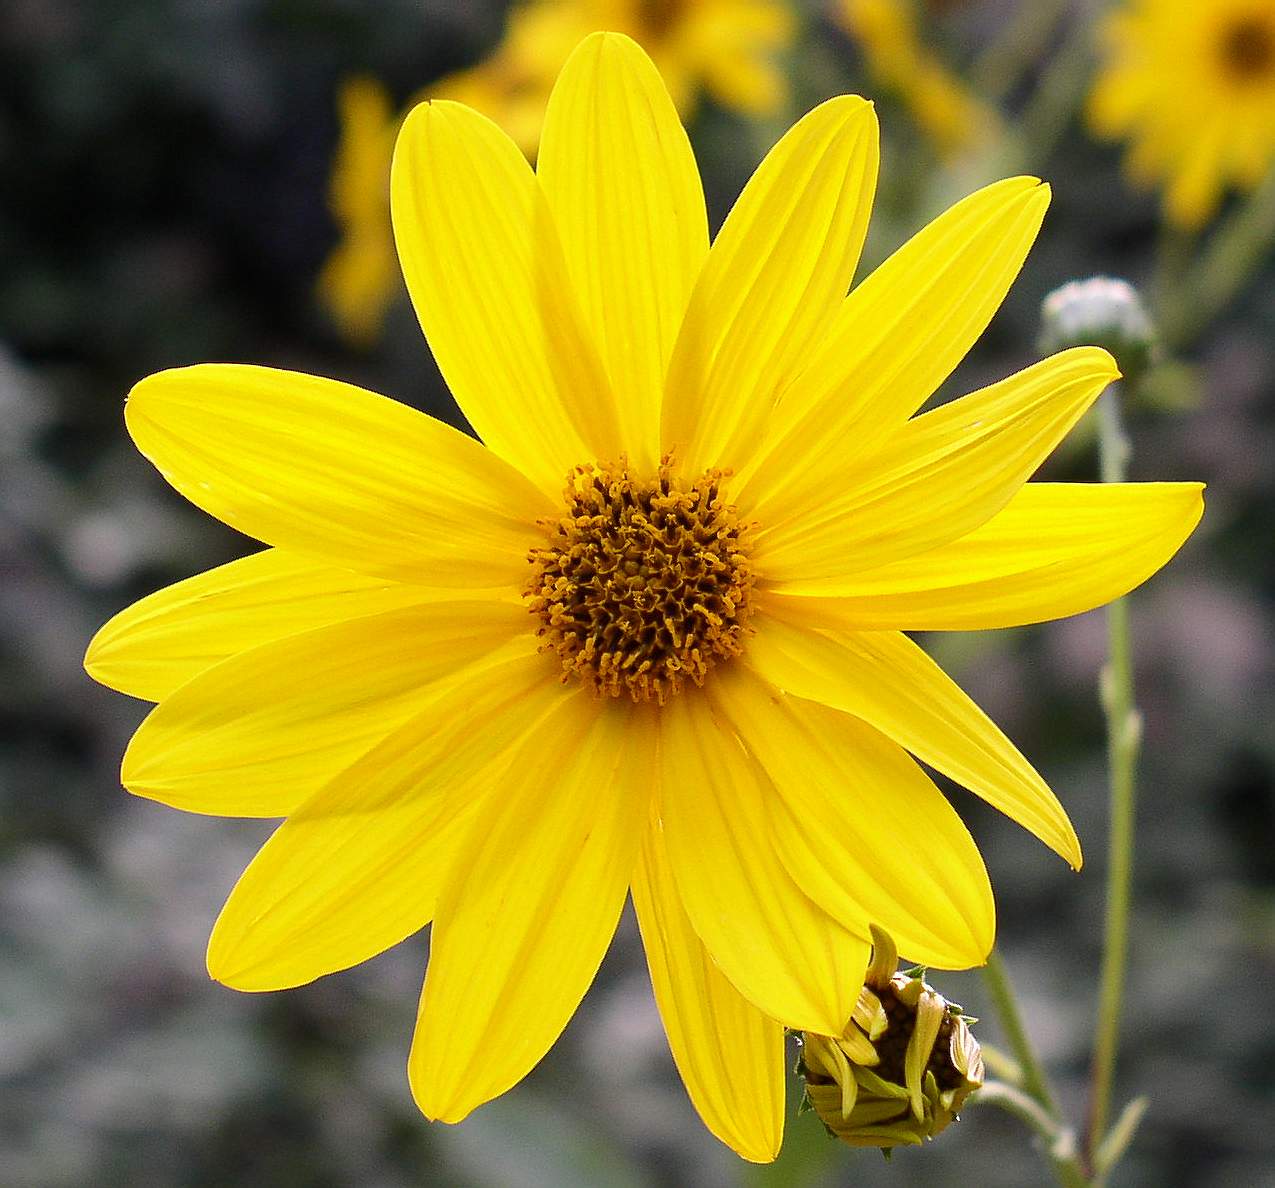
[2,0,1272,1184]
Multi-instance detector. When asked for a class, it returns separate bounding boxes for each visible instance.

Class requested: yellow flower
[87,33,1202,1163]
[316,77,401,345]
[837,0,995,159]
[1089,0,1275,229]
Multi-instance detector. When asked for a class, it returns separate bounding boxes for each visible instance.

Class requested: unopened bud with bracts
[1039,276,1158,387]
[797,926,984,1150]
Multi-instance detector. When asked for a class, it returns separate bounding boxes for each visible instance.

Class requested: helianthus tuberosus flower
[800,926,984,1148]
[88,32,1202,1163]
[837,0,995,159]
[1089,0,1275,228]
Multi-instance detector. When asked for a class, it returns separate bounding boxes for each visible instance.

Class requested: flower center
[869,983,968,1094]
[1219,15,1275,81]
[526,458,755,704]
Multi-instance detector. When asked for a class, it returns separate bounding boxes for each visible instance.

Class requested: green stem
[978,1081,1061,1143]
[1087,385,1143,1166]
[980,949,1061,1117]
[980,952,1089,1187]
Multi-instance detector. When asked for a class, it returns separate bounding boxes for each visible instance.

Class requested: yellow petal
[762,481,1205,627]
[746,614,1082,868]
[658,691,870,1034]
[632,816,785,1164]
[409,696,648,1122]
[121,601,535,818]
[392,99,621,497]
[538,33,708,471]
[904,989,946,1121]
[755,347,1119,586]
[743,176,1050,515]
[206,650,565,991]
[711,667,994,969]
[85,549,446,702]
[126,365,544,586]
[660,95,879,478]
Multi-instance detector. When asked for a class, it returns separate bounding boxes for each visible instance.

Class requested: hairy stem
[981,950,1090,1186]
[981,949,1061,1118]
[1087,385,1143,1166]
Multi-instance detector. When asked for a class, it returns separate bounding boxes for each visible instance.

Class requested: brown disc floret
[526,457,755,704]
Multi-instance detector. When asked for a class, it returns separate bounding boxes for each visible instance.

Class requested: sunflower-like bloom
[1089,0,1275,228]
[837,0,995,159]
[88,33,1202,1163]
[800,927,984,1148]
[316,78,401,345]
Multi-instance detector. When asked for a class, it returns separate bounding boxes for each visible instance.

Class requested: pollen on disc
[525,457,755,705]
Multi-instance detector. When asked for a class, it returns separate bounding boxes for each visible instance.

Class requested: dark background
[2,1,1271,1184]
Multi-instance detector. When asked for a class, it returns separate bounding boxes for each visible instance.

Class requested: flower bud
[1039,276,1158,386]
[798,926,984,1149]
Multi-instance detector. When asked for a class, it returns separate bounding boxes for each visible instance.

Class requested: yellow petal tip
[82,619,139,695]
[123,366,210,452]
[408,1071,471,1126]
[125,364,194,411]
[591,28,638,50]
[735,1142,782,1165]
[575,30,662,84]
[82,631,110,686]
[1061,343,1122,383]
[205,929,283,994]
[998,175,1048,210]
[817,93,876,125]
[205,943,246,990]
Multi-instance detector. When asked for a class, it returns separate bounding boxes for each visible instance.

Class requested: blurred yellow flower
[1089,0,1275,229]
[837,0,994,159]
[315,78,400,346]
[320,0,794,342]
[89,33,1201,1163]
